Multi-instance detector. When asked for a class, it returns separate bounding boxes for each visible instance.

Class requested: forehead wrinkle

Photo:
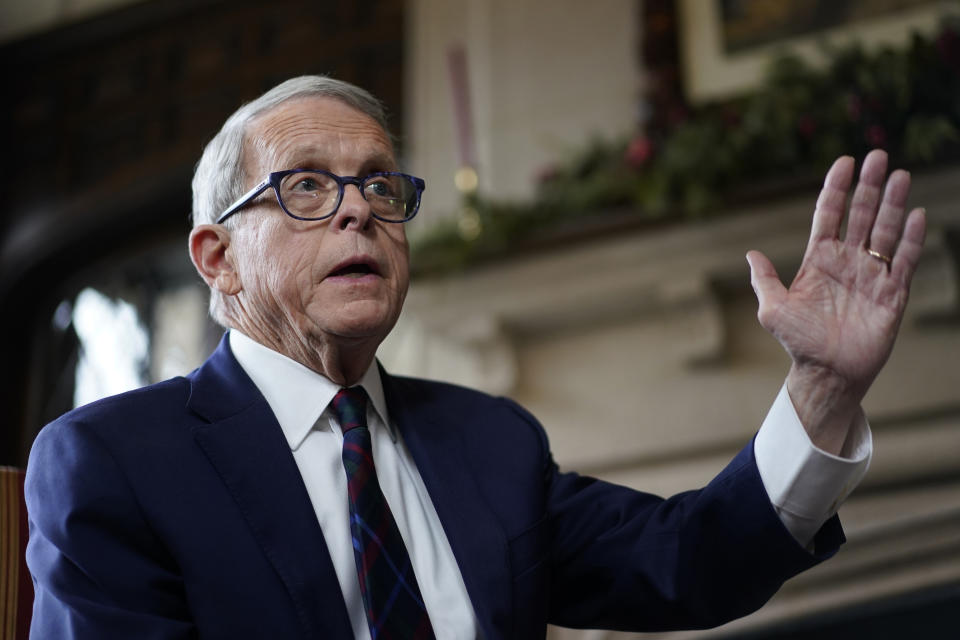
[245,98,395,175]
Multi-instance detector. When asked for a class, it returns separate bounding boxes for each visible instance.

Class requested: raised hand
[746,150,926,453]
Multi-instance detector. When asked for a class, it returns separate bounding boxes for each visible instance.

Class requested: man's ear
[189,224,242,296]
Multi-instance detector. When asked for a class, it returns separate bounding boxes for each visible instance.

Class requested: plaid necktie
[333,387,435,640]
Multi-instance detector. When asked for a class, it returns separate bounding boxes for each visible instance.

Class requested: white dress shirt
[755,384,872,547]
[229,331,478,640]
[229,329,872,636]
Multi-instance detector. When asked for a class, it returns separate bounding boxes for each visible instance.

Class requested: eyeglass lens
[279,172,417,220]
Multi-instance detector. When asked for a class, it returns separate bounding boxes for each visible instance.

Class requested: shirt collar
[228,330,393,451]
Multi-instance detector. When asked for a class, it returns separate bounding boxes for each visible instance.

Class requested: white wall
[405,0,641,226]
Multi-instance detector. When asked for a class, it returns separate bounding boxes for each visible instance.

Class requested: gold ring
[866,248,892,265]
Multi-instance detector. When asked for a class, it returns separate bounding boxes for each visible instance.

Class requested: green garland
[412,22,960,277]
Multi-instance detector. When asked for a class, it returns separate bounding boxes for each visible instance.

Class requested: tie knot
[332,387,368,434]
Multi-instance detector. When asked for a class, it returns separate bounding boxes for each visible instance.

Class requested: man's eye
[292,177,321,192]
[366,180,394,198]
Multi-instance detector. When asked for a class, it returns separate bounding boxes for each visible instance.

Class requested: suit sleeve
[25,417,197,640]
[498,400,845,633]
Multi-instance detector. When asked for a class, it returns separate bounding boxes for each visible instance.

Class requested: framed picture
[678,0,957,103]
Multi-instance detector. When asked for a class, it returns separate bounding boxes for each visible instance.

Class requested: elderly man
[26,76,925,639]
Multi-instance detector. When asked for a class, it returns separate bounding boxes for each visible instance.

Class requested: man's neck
[229,323,377,387]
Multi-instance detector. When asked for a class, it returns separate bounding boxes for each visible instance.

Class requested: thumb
[746,250,787,326]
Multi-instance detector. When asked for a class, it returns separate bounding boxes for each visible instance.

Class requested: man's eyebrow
[278,148,397,174]
[357,151,399,174]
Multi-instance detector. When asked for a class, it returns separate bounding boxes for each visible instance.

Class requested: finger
[810,155,855,243]
[868,169,911,258]
[844,149,888,249]
[892,207,926,287]
[746,250,787,330]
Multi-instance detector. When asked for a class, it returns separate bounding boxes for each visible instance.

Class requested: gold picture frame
[678,0,958,103]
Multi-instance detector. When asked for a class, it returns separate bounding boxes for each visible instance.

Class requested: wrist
[785,363,863,455]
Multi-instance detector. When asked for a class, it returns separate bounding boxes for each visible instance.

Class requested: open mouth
[328,258,380,278]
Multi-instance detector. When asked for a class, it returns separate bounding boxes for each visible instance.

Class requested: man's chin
[320,312,399,342]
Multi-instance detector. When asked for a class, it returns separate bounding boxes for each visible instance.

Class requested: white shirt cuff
[754,383,873,548]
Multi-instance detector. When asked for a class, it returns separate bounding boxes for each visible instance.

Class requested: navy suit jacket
[26,335,843,639]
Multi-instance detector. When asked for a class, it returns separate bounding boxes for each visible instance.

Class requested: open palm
[747,150,926,449]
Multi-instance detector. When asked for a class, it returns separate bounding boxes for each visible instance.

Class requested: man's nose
[331,183,372,230]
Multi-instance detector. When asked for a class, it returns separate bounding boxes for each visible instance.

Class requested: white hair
[191,75,392,325]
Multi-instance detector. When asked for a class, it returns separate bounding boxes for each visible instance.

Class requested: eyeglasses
[216,169,426,224]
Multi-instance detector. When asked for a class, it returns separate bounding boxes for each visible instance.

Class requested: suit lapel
[188,336,353,638]
[382,371,513,638]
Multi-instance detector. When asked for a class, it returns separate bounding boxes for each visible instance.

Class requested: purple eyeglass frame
[215,169,426,224]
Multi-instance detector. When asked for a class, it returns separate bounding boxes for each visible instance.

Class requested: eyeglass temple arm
[216,179,272,224]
